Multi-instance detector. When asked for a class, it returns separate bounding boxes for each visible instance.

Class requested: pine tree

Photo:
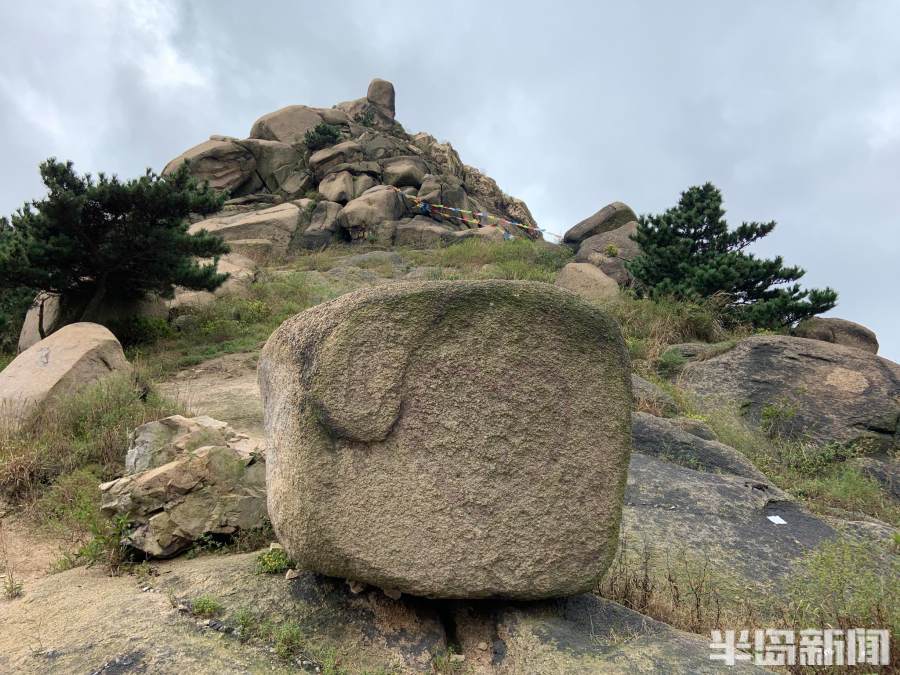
[0,159,229,336]
[626,183,837,328]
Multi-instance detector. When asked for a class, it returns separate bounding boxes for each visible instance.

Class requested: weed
[256,546,292,574]
[233,607,260,641]
[432,646,466,674]
[656,349,687,379]
[191,594,224,617]
[273,621,304,659]
[0,519,23,599]
[759,398,798,437]
[0,369,182,500]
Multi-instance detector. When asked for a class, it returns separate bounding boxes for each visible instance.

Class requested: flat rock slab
[0,552,765,674]
[679,335,900,450]
[260,280,632,599]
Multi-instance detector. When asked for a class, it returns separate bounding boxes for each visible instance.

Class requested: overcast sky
[1,1,898,361]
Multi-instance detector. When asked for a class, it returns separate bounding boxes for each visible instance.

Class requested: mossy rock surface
[259,280,632,599]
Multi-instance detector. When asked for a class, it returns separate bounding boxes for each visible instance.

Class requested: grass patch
[132,270,340,376]
[596,294,748,376]
[403,237,572,281]
[0,369,182,502]
[668,391,900,526]
[600,532,899,664]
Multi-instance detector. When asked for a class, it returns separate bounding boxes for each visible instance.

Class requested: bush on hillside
[627,183,837,328]
[303,123,341,151]
[0,160,229,340]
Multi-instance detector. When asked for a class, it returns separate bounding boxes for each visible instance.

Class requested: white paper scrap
[767,515,787,525]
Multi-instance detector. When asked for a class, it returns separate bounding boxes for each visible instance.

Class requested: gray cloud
[1,0,897,360]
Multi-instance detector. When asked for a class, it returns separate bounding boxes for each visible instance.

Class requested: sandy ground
[158,351,265,440]
[0,505,68,584]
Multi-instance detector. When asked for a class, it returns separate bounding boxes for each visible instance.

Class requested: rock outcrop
[574,220,640,285]
[0,323,131,422]
[793,316,879,354]
[563,201,637,245]
[101,415,266,557]
[554,262,619,303]
[259,280,632,599]
[165,79,539,250]
[679,335,900,450]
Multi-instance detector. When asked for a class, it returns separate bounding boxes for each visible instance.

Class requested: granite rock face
[259,280,632,599]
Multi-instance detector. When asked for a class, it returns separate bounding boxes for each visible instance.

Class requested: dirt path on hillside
[0,504,69,585]
[158,352,265,439]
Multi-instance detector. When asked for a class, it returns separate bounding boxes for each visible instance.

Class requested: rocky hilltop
[165,78,539,257]
[0,78,898,674]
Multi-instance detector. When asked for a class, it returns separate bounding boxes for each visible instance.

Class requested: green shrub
[656,348,687,378]
[273,621,304,659]
[304,123,341,151]
[256,546,292,574]
[107,316,174,347]
[191,594,224,617]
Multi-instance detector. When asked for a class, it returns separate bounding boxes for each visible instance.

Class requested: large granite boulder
[259,280,632,599]
[575,220,640,285]
[554,262,619,303]
[679,335,900,450]
[234,138,303,195]
[337,185,407,240]
[367,78,396,119]
[0,323,131,422]
[188,203,300,261]
[163,139,260,195]
[793,316,879,354]
[564,201,637,245]
[249,104,330,146]
[101,415,266,557]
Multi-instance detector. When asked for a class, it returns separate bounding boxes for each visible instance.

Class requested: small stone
[381,587,402,600]
[477,642,488,651]
[285,568,301,580]
[269,542,284,550]
[449,654,466,663]
[347,580,366,594]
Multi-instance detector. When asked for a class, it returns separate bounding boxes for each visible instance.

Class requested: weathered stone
[366,78,396,118]
[554,262,619,303]
[318,170,375,204]
[309,140,364,179]
[417,174,468,211]
[392,217,454,248]
[794,317,879,354]
[381,156,429,189]
[234,138,302,195]
[249,105,326,145]
[18,293,71,352]
[170,253,258,309]
[575,221,640,285]
[462,165,540,238]
[668,416,719,441]
[100,440,266,558]
[411,133,465,178]
[564,201,638,245]
[631,373,679,416]
[679,335,900,450]
[188,203,300,260]
[449,225,507,243]
[125,414,255,474]
[297,201,345,249]
[632,412,767,481]
[0,323,131,422]
[259,281,631,599]
[337,186,407,240]
[163,139,260,195]
[358,131,411,161]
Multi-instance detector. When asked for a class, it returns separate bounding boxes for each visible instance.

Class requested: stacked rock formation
[259,280,632,599]
[164,79,539,261]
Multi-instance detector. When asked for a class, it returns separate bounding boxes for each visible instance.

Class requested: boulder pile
[165,78,539,260]
[258,280,632,599]
[100,415,267,557]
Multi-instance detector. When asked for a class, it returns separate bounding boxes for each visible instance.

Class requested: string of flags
[388,187,561,241]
